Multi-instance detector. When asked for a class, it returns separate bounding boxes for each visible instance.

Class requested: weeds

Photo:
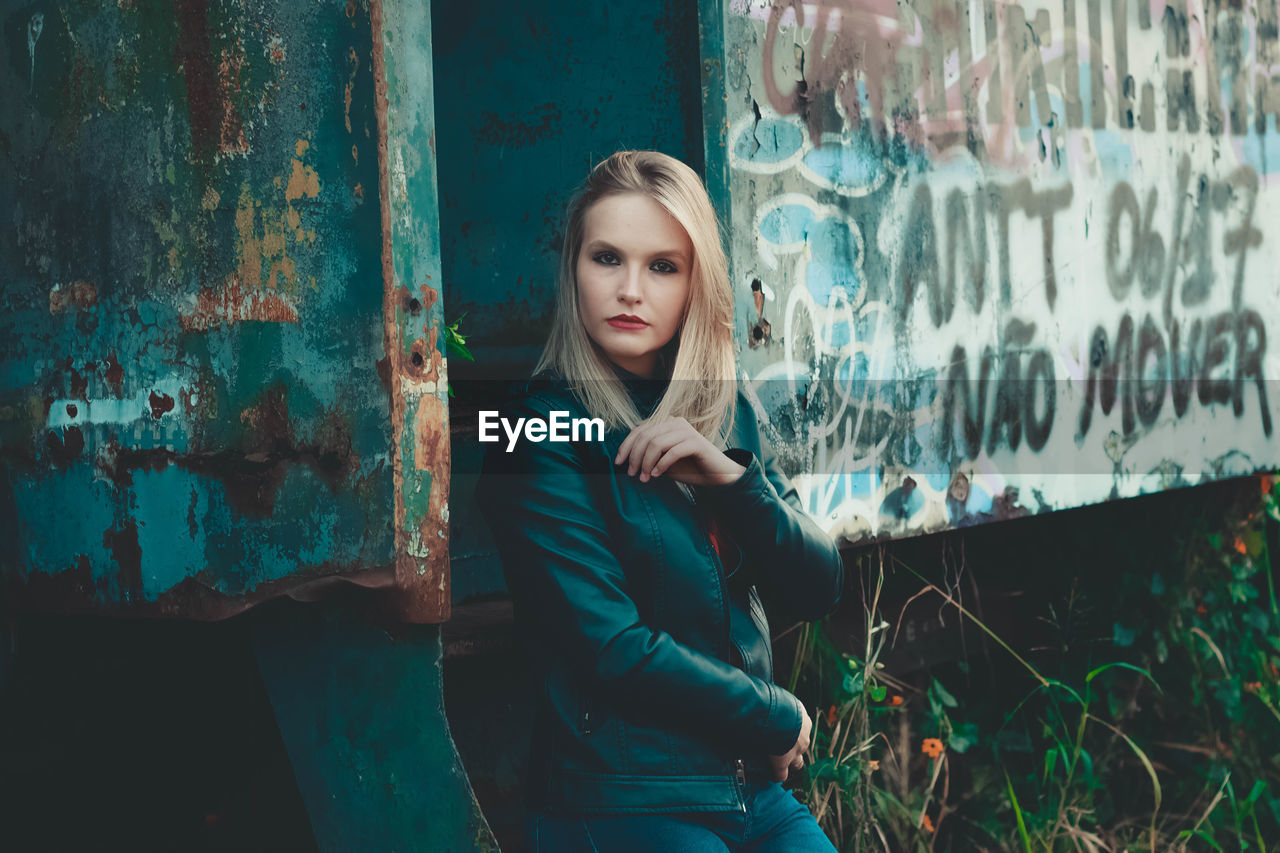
[792,475,1280,851]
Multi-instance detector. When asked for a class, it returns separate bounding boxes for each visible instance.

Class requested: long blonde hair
[534,150,737,442]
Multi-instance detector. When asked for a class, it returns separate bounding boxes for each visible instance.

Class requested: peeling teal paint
[0,0,403,618]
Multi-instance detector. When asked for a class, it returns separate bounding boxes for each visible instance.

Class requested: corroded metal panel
[705,0,1280,543]
[0,1,448,620]
[371,0,450,621]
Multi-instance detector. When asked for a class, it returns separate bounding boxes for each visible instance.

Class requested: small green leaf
[869,685,887,702]
[1043,747,1058,783]
[949,721,978,754]
[1086,661,1160,692]
[932,678,958,708]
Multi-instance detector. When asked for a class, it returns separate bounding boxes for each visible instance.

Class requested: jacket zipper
[677,485,733,664]
[683,485,746,812]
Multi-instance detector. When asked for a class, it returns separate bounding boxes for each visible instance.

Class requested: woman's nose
[618,265,642,302]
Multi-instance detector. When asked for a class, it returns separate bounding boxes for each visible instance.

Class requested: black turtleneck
[608,360,671,418]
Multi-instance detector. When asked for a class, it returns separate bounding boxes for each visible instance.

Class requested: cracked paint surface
[705,0,1280,544]
[0,0,441,619]
[372,0,451,623]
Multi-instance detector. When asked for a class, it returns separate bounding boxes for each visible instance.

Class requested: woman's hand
[768,702,812,783]
[614,416,747,487]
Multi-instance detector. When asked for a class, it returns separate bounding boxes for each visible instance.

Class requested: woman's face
[576,192,693,378]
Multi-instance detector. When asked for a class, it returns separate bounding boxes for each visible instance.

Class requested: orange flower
[1234,537,1248,555]
[1245,682,1262,694]
[921,814,935,833]
[1196,603,1208,616]
[1262,474,1273,496]
[922,738,945,758]
[868,760,880,771]
[889,694,904,706]
[826,705,837,726]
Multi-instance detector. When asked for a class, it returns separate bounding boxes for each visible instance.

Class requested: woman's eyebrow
[584,240,689,262]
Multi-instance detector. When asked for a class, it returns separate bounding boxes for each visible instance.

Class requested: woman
[475,150,844,852]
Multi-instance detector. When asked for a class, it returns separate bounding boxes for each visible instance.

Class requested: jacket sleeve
[693,392,844,623]
[475,393,805,756]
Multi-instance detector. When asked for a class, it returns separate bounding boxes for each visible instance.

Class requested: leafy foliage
[444,312,474,398]
[791,476,1280,851]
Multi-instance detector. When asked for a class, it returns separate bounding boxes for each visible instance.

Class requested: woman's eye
[651,260,677,274]
[594,252,619,265]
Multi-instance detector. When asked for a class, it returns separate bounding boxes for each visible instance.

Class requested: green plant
[444,311,474,398]
[788,474,1280,851]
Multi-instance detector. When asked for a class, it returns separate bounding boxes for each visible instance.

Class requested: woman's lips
[607,318,648,330]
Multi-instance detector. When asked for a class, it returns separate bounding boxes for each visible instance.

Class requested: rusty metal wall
[704,0,1280,543]
[0,0,449,621]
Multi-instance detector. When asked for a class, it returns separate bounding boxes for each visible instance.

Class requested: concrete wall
[706,0,1280,542]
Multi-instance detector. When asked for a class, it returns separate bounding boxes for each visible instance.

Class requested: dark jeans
[524,779,838,852]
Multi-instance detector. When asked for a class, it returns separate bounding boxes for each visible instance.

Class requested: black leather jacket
[475,369,844,815]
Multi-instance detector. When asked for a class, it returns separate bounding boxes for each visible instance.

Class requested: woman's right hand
[768,702,812,783]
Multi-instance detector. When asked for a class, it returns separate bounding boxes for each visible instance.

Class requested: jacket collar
[608,360,670,418]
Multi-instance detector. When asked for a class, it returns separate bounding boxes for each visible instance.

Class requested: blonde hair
[533,150,737,442]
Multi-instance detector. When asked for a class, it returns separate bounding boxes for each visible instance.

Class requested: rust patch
[418,282,438,313]
[104,351,124,396]
[991,486,1029,521]
[179,280,300,332]
[238,383,294,449]
[66,358,88,399]
[408,330,442,384]
[216,41,249,157]
[285,139,320,201]
[406,392,450,615]
[313,406,358,487]
[102,519,143,599]
[45,427,84,466]
[149,391,175,419]
[94,439,168,488]
[49,280,98,313]
[265,34,285,65]
[178,374,216,422]
[175,0,217,166]
[344,47,359,133]
[17,554,101,605]
[371,0,449,623]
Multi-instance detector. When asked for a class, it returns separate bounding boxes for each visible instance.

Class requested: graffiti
[758,0,1280,157]
[1080,309,1270,437]
[896,179,1074,323]
[1104,158,1261,315]
[715,0,1280,541]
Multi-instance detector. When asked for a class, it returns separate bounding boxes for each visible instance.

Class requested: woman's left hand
[615,416,747,488]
